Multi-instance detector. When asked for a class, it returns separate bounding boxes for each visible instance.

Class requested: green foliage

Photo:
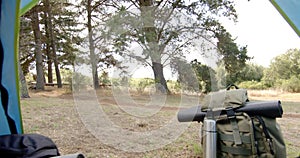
[111,78,123,87]
[19,16,35,76]
[275,75,300,93]
[167,80,181,93]
[216,62,266,90]
[99,71,110,85]
[215,63,227,89]
[238,81,269,90]
[191,59,218,93]
[216,30,252,84]
[192,143,202,156]
[171,58,199,92]
[275,49,300,78]
[129,78,154,93]
[263,48,300,88]
[238,63,265,82]
[229,49,300,92]
[107,0,239,93]
[19,0,83,82]
[69,72,92,91]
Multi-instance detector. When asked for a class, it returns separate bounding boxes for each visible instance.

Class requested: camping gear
[203,119,217,158]
[177,87,286,157]
[177,100,283,122]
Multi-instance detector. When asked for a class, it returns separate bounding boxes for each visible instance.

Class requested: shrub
[70,72,92,91]
[129,78,154,93]
[238,81,269,90]
[167,80,181,93]
[136,79,154,93]
[276,75,300,92]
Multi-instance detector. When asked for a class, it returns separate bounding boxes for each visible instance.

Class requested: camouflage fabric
[201,89,286,158]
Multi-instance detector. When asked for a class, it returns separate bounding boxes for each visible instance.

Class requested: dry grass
[248,90,300,102]
[21,88,300,158]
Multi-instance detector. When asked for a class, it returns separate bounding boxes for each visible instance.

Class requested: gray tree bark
[31,6,45,90]
[44,7,53,84]
[44,0,62,88]
[18,62,30,98]
[87,0,100,89]
[140,0,170,94]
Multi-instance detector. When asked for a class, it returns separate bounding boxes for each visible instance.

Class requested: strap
[218,133,251,144]
[251,117,260,155]
[226,83,239,90]
[220,144,252,156]
[206,109,214,119]
[256,116,275,155]
[226,108,242,145]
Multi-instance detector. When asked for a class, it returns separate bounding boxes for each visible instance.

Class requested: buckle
[226,107,236,119]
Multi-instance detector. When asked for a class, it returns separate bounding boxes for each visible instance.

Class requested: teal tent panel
[270,0,300,37]
[0,0,23,135]
[20,0,39,15]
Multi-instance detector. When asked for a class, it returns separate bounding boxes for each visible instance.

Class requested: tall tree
[87,0,100,89]
[140,0,170,93]
[19,14,34,96]
[19,0,83,89]
[31,6,45,90]
[44,0,62,88]
[77,0,118,90]
[216,29,252,84]
[43,4,53,84]
[108,0,239,93]
[48,1,83,70]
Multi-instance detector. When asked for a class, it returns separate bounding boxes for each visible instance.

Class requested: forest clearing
[21,87,300,158]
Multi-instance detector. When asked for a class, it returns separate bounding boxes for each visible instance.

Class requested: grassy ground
[21,88,300,158]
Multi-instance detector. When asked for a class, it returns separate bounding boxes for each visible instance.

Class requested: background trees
[215,29,252,84]
[191,59,217,93]
[107,0,240,93]
[18,0,299,94]
[20,0,82,90]
[263,48,300,92]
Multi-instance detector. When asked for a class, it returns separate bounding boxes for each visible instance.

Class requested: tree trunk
[140,0,170,93]
[31,7,45,90]
[87,0,99,89]
[18,62,30,98]
[45,0,62,88]
[47,51,53,83]
[152,62,170,94]
[44,8,53,84]
[18,20,30,98]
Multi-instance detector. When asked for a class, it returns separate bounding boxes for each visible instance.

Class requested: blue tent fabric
[20,0,39,15]
[0,0,23,135]
[270,0,300,37]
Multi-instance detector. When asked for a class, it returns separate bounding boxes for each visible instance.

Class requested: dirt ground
[20,88,300,158]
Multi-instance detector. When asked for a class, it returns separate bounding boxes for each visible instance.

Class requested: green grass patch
[192,142,202,156]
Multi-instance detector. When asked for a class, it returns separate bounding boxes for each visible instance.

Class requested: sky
[221,0,300,67]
